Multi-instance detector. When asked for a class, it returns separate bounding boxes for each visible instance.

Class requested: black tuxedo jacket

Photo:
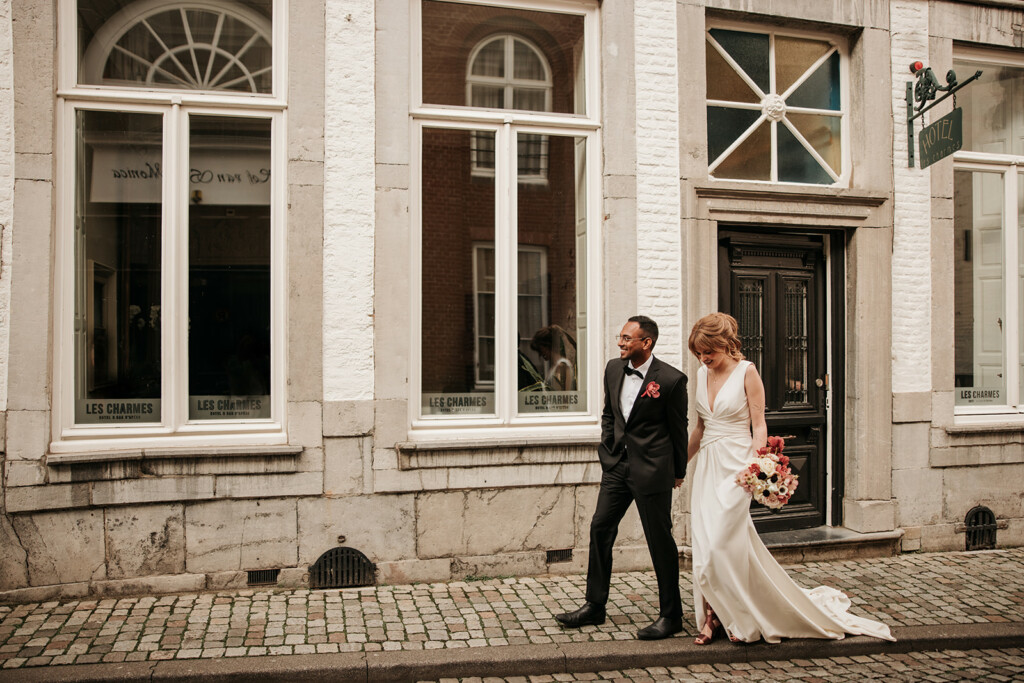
[598,356,688,494]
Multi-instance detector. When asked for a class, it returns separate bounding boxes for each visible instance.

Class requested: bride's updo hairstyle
[688,312,745,360]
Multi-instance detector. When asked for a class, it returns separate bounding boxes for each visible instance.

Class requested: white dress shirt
[619,354,654,422]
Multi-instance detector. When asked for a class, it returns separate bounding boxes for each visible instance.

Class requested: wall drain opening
[247,568,280,586]
[546,549,573,563]
[309,547,376,589]
[965,505,997,551]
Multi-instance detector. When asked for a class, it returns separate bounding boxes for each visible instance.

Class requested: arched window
[80,0,272,93]
[467,34,552,179]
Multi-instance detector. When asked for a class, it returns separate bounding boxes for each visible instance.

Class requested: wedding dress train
[690,360,895,643]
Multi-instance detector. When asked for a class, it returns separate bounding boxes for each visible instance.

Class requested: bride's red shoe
[695,606,724,645]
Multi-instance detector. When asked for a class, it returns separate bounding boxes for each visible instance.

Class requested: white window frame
[705,20,851,187]
[51,0,288,453]
[952,48,1024,420]
[410,0,602,442]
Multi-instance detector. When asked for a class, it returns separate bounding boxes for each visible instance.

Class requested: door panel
[719,231,830,532]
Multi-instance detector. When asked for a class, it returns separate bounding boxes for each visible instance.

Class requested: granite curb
[2,621,1022,682]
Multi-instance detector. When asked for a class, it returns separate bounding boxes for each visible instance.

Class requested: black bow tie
[624,366,643,379]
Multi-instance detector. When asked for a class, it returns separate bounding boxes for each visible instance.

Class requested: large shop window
[952,53,1024,415]
[705,25,847,185]
[414,0,599,430]
[56,0,284,448]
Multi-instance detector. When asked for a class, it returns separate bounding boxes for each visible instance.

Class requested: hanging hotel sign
[90,146,271,205]
[906,62,981,168]
[918,107,963,169]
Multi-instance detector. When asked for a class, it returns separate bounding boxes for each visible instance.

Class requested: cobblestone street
[0,548,1022,679]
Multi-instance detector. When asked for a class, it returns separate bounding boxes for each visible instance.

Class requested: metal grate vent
[965,506,997,551]
[309,547,376,589]
[247,568,280,586]
[546,548,573,563]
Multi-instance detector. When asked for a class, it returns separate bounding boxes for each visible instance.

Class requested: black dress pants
[585,457,682,620]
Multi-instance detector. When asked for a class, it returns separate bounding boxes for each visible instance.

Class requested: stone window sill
[397,437,601,470]
[47,444,303,466]
[945,421,1024,435]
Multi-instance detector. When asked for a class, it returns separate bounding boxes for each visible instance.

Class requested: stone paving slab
[0,548,1020,674]
[419,647,1024,682]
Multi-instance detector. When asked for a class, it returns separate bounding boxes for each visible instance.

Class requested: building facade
[0,0,1021,599]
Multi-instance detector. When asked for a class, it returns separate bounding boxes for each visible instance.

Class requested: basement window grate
[309,547,376,590]
[247,568,280,586]
[546,548,573,563]
[965,506,997,551]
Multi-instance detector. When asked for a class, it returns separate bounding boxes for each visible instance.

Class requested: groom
[555,315,688,640]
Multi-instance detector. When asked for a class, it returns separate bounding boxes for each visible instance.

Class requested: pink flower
[641,381,661,399]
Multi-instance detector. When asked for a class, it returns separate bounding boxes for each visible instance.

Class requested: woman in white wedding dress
[686,313,895,645]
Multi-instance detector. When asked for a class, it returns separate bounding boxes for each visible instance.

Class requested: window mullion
[495,122,515,422]
[164,104,185,430]
[1007,166,1021,408]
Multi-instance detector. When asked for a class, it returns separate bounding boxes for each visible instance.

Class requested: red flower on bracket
[641,381,661,399]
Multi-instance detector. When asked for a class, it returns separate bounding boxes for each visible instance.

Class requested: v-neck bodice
[696,360,750,439]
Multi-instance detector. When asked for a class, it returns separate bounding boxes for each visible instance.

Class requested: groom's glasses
[616,335,650,343]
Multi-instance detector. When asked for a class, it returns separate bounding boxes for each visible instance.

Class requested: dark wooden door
[718,230,835,532]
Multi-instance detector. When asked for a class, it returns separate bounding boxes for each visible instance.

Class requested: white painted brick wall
[323,3,376,401]
[0,0,13,411]
[634,0,683,367]
[890,0,932,393]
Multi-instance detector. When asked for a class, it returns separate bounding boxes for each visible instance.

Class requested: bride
[686,313,895,645]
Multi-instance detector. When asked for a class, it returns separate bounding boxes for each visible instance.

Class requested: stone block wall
[0,434,669,601]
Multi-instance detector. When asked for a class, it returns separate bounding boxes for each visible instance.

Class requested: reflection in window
[417,0,593,423]
[517,134,586,414]
[74,110,163,424]
[467,34,553,180]
[423,0,584,114]
[421,129,496,416]
[188,116,272,420]
[706,27,843,184]
[954,60,1024,157]
[953,170,1006,407]
[79,0,273,92]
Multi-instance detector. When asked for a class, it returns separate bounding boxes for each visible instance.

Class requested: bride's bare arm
[745,364,768,451]
[687,415,705,462]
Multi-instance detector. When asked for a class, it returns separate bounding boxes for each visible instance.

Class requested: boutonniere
[641,381,661,398]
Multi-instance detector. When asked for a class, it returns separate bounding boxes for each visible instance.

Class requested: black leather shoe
[636,616,683,640]
[554,602,606,628]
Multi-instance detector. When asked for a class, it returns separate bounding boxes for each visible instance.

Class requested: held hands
[674,478,684,489]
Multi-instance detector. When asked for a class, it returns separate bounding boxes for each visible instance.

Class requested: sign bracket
[906,64,982,167]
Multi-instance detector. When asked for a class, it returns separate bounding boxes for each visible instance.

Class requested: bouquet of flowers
[735,436,798,510]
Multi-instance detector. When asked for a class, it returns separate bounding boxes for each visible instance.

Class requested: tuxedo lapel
[609,359,627,423]
[626,360,660,427]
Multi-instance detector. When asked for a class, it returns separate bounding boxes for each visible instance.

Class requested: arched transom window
[467,34,552,179]
[80,0,272,93]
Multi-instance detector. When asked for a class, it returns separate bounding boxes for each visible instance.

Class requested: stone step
[680,526,904,568]
[760,526,905,564]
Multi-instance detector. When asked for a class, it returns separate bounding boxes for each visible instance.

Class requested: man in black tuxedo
[555,315,688,640]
